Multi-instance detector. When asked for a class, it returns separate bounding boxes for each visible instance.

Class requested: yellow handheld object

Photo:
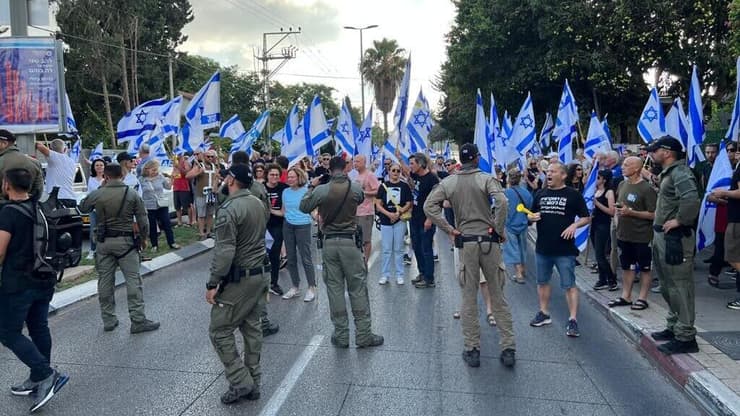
[516,203,535,216]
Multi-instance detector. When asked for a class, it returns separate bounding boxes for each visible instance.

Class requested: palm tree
[361,38,407,138]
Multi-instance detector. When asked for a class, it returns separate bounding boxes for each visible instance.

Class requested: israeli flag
[637,87,666,143]
[160,96,182,137]
[335,99,358,157]
[235,110,270,156]
[494,110,518,170]
[149,136,172,168]
[303,95,331,156]
[68,139,81,162]
[512,92,537,156]
[584,111,611,159]
[382,139,401,164]
[371,143,380,162]
[443,142,451,161]
[89,142,104,161]
[220,115,247,144]
[63,93,78,135]
[554,80,578,164]
[697,144,734,251]
[356,105,374,162]
[279,104,301,149]
[177,119,205,153]
[474,89,493,173]
[602,115,613,143]
[407,89,433,153]
[687,65,706,168]
[575,160,600,252]
[185,71,221,130]
[271,128,286,144]
[665,98,689,150]
[489,94,500,167]
[727,57,740,142]
[117,97,168,143]
[393,55,412,151]
[539,112,554,149]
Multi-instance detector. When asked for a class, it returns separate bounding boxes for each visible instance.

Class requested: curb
[527,229,740,416]
[48,239,214,315]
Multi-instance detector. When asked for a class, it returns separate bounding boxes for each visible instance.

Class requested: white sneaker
[379,277,389,285]
[303,287,316,302]
[397,277,404,285]
[282,287,300,300]
[86,251,95,260]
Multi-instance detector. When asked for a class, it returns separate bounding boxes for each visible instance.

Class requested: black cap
[646,136,683,153]
[228,164,252,185]
[0,129,16,142]
[116,152,134,162]
[460,143,479,163]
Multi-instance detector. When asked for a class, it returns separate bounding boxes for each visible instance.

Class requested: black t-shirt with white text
[265,182,289,228]
[410,171,439,225]
[533,186,589,257]
[376,180,412,226]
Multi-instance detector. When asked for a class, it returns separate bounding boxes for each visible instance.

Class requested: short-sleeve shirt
[45,150,77,200]
[265,182,288,228]
[0,201,48,293]
[532,186,589,257]
[355,170,380,217]
[616,179,658,243]
[282,186,312,225]
[728,167,740,224]
[376,180,412,226]
[410,171,439,225]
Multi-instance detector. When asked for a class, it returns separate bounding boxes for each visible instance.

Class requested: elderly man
[35,139,77,207]
[135,144,151,177]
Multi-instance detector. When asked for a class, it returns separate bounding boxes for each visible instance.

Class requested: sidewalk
[529,229,740,416]
[49,239,214,314]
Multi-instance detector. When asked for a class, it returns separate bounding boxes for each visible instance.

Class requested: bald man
[609,156,657,311]
[353,155,380,264]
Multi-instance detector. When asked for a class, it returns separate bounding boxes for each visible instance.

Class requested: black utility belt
[105,231,133,238]
[323,233,354,240]
[235,265,271,278]
[460,235,501,243]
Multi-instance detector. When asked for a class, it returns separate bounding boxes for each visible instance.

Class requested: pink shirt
[355,170,380,217]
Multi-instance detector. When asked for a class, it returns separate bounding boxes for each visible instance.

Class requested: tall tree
[361,38,407,138]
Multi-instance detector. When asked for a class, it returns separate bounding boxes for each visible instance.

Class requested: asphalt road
[0,233,701,415]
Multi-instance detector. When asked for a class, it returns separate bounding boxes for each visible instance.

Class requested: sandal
[708,275,720,288]
[487,313,496,326]
[630,299,649,310]
[607,297,633,308]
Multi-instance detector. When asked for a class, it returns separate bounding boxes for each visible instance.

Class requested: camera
[203,186,213,197]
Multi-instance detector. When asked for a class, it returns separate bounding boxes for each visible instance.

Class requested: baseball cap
[646,136,683,153]
[116,152,134,162]
[228,164,253,184]
[459,143,479,163]
[0,129,16,142]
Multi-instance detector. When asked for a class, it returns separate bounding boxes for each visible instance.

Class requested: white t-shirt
[45,151,77,200]
[123,171,143,197]
[87,176,103,193]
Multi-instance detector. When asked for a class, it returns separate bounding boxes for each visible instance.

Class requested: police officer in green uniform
[424,143,516,368]
[79,163,160,333]
[0,130,43,201]
[299,156,383,349]
[206,164,270,404]
[646,136,701,355]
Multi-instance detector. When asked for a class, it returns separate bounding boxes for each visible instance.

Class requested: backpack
[5,195,83,283]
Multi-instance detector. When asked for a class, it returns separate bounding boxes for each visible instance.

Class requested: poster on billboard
[0,37,65,133]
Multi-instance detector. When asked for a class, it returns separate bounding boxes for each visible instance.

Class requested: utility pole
[256,28,300,137]
[168,55,177,150]
[344,25,378,117]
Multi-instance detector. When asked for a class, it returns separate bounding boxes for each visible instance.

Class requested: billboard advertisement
[0,37,64,133]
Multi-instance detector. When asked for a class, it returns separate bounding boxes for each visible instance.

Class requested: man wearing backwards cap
[206,163,270,404]
[645,136,701,355]
[424,143,516,369]
[0,130,43,201]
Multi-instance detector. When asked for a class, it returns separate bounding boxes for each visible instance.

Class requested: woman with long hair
[264,164,288,296]
[86,158,107,260]
[281,167,317,302]
[375,163,412,285]
[141,160,179,251]
[566,163,585,193]
[253,163,266,184]
[592,169,617,291]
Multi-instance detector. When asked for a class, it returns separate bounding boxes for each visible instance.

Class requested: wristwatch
[206,282,219,290]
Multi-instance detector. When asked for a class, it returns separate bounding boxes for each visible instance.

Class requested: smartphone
[615,202,623,209]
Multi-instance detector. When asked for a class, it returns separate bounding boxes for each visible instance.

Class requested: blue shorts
[535,253,577,290]
[503,229,527,266]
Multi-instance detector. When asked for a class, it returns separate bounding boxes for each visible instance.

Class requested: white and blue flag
[687,65,706,168]
[474,89,493,173]
[443,142,451,161]
[488,94,500,167]
[584,111,611,159]
[697,144,734,251]
[356,105,374,162]
[68,139,81,162]
[185,71,221,130]
[540,112,554,149]
[665,97,689,150]
[726,57,740,142]
[283,95,330,166]
[63,93,77,135]
[382,139,401,164]
[160,96,182,137]
[393,55,412,151]
[511,92,537,156]
[234,111,270,156]
[576,160,600,252]
[335,99,358,157]
[117,97,168,143]
[279,104,301,149]
[407,89,433,153]
[637,87,666,143]
[89,142,103,161]
[554,80,578,164]
[220,114,247,144]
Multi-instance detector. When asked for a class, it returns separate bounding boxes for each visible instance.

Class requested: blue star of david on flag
[644,107,658,122]
[520,114,534,129]
[413,111,430,128]
[135,110,148,125]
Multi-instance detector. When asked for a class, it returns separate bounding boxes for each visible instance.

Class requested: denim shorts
[503,229,527,266]
[535,253,576,289]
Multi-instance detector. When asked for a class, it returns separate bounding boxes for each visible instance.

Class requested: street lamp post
[343,24,378,117]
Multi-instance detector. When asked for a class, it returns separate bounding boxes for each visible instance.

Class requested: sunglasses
[390,169,400,173]
[576,168,583,171]
[444,163,451,167]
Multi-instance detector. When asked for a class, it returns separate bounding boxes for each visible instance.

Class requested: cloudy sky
[180,0,456,117]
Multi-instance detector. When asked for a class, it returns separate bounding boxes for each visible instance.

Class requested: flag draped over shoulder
[697,144,734,251]
[637,88,666,144]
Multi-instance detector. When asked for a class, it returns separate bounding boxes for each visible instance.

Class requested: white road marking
[258,335,325,416]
